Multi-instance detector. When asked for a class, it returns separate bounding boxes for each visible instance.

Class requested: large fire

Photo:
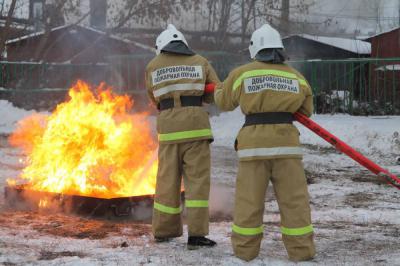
[7,80,157,198]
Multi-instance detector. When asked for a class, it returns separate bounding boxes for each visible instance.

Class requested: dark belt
[243,112,294,127]
[159,96,202,111]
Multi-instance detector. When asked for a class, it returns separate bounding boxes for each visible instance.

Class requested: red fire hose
[206,83,400,189]
[294,112,400,189]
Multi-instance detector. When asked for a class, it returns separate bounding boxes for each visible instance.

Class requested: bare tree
[33,0,86,61]
[240,0,256,45]
[107,0,200,31]
[204,0,314,49]
[259,0,315,35]
[0,0,17,59]
[365,0,383,34]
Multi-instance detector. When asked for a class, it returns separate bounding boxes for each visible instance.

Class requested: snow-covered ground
[1,102,400,265]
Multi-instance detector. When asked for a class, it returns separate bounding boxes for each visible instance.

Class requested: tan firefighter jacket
[215,61,313,161]
[146,53,220,144]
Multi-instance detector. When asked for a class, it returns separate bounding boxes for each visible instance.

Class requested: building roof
[6,24,155,53]
[364,26,400,41]
[283,34,371,55]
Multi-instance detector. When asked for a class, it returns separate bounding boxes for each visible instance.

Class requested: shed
[364,28,400,106]
[365,27,400,58]
[5,24,154,63]
[2,24,155,105]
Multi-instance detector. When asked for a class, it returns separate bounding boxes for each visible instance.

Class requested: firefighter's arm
[203,61,221,104]
[145,70,157,107]
[298,78,314,117]
[214,70,240,111]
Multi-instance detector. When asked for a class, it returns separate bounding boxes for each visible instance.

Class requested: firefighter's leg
[271,158,315,261]
[231,160,270,261]
[181,140,210,236]
[152,143,183,238]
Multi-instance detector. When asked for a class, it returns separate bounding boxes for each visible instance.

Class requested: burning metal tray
[4,185,162,220]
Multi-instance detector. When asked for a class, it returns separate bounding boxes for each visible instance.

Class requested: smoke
[131,201,153,222]
[4,187,64,213]
[209,184,234,221]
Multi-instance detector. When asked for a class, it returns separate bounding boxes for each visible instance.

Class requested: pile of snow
[210,109,400,156]
[0,100,38,134]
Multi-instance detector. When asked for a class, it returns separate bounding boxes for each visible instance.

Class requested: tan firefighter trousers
[232,158,315,261]
[152,140,210,238]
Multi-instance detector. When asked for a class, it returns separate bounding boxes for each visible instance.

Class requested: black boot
[154,237,170,243]
[187,236,217,250]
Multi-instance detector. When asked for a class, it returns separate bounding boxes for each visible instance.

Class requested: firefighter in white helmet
[145,24,220,249]
[214,24,316,261]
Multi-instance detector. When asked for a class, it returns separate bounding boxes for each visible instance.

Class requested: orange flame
[7,80,157,198]
[38,199,49,208]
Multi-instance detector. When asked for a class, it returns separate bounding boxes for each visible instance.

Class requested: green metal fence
[0,55,399,115]
[289,58,400,115]
[0,61,113,110]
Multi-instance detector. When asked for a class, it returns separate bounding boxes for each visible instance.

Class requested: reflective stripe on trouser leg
[152,143,183,238]
[232,160,270,262]
[281,225,313,236]
[186,200,209,208]
[271,158,316,261]
[154,202,182,214]
[232,224,263,235]
[159,129,213,142]
[182,140,211,236]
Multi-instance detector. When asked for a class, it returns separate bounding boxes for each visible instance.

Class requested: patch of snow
[375,64,400,71]
[329,90,349,100]
[211,109,244,148]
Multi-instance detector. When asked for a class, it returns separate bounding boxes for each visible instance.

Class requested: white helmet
[155,24,188,55]
[249,24,284,59]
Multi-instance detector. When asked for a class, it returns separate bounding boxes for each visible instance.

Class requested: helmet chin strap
[255,48,286,63]
[161,41,195,56]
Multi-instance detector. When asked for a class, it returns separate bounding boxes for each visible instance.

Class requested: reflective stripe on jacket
[145,53,220,144]
[214,61,313,161]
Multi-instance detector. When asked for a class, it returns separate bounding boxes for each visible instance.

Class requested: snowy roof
[6,24,70,44]
[0,19,32,30]
[283,34,371,55]
[364,26,400,40]
[5,24,155,52]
